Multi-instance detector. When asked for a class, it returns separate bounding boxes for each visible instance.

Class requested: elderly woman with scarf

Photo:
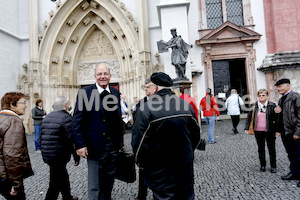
[245,89,279,173]
[0,92,33,199]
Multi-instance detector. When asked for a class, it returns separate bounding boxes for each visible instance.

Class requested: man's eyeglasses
[141,84,155,90]
[17,101,26,105]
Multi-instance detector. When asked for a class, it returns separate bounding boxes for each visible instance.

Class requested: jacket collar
[0,110,20,118]
[154,88,175,97]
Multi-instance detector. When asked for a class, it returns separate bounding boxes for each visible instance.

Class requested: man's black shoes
[297,181,300,187]
[270,168,277,173]
[260,166,266,172]
[281,172,300,180]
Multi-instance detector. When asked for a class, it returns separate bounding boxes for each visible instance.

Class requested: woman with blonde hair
[0,92,34,199]
[245,89,279,173]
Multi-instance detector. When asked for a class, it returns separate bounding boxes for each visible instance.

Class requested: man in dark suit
[275,78,300,187]
[72,63,123,199]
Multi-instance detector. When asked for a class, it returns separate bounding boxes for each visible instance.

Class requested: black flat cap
[150,72,173,87]
[275,78,290,86]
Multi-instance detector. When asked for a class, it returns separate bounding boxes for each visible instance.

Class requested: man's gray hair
[145,78,151,84]
[52,96,68,111]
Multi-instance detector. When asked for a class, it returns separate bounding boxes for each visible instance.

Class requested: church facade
[1,0,300,133]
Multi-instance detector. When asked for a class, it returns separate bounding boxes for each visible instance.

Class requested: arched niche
[37,0,143,111]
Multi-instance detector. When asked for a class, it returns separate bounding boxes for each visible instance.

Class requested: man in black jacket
[132,72,200,200]
[40,96,80,200]
[274,78,300,187]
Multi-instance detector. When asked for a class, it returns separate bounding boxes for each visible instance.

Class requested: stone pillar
[157,0,191,80]
[265,72,276,102]
[138,0,152,95]
[27,0,40,134]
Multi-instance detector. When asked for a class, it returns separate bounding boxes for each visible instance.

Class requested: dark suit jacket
[72,84,123,159]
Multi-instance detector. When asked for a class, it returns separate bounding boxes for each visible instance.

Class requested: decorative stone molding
[55,0,61,9]
[83,17,91,26]
[48,10,54,19]
[258,50,300,72]
[67,18,76,26]
[127,13,133,21]
[152,53,164,73]
[82,2,90,10]
[51,55,59,64]
[63,77,70,85]
[90,1,99,9]
[57,35,65,44]
[79,29,117,60]
[71,35,79,43]
[128,48,132,58]
[120,50,125,59]
[120,2,126,11]
[110,31,117,39]
[38,32,43,42]
[97,17,104,24]
[118,29,125,37]
[133,25,139,33]
[22,63,28,74]
[106,13,114,21]
[42,20,48,30]
[64,55,71,63]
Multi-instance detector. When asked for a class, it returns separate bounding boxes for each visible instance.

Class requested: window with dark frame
[205,0,244,29]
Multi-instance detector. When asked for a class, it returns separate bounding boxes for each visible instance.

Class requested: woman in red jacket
[200,88,220,144]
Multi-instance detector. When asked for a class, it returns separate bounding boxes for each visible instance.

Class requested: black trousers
[254,131,276,168]
[0,179,25,200]
[230,115,240,130]
[281,133,300,174]
[45,163,73,200]
[137,168,147,200]
[152,185,194,200]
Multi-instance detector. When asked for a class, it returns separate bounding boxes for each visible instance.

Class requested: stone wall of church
[0,0,29,99]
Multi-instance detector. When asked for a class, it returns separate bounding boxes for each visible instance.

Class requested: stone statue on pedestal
[157,28,193,80]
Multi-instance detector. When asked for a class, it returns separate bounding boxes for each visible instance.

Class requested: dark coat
[244,101,278,133]
[72,84,123,159]
[31,106,46,125]
[278,91,300,136]
[40,110,79,165]
[132,89,200,192]
[132,96,148,121]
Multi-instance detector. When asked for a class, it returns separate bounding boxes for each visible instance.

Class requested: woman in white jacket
[225,89,244,134]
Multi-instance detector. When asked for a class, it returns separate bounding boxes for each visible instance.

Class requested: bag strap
[251,107,255,124]
[205,96,215,113]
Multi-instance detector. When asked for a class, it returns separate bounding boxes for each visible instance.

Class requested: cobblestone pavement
[2,119,300,200]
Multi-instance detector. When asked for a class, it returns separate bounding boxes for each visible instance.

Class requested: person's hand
[74,161,80,166]
[274,106,282,113]
[74,155,80,166]
[216,116,220,121]
[245,130,249,134]
[276,132,281,137]
[293,135,300,140]
[10,186,17,196]
[42,115,46,119]
[76,147,88,159]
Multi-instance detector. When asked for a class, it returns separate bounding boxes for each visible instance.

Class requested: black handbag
[197,139,206,151]
[115,151,136,183]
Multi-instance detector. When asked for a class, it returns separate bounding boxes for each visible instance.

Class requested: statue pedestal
[171,80,193,96]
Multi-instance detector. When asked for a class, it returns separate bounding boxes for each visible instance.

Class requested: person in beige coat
[0,92,34,200]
